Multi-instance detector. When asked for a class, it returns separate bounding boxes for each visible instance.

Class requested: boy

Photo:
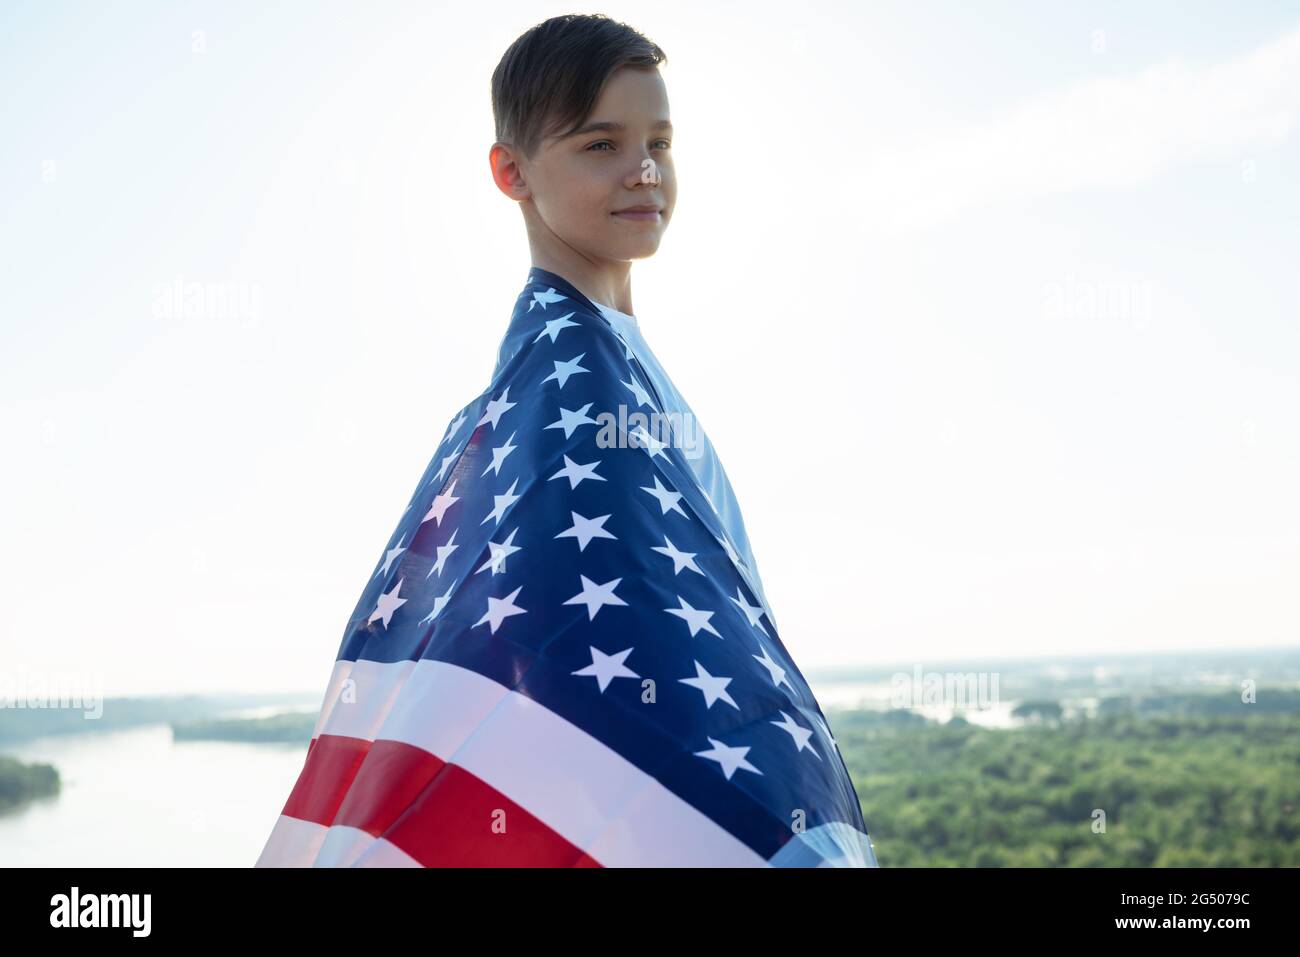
[256,13,877,868]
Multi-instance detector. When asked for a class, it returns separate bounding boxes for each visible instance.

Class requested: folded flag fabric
[255,265,878,867]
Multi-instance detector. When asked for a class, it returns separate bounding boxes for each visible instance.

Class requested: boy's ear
[488,143,531,202]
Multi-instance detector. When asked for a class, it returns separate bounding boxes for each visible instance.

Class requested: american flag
[255,266,878,867]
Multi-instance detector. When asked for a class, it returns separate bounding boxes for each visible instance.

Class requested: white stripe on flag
[313,823,380,867]
[256,814,327,867]
[258,817,422,868]
[314,657,417,741]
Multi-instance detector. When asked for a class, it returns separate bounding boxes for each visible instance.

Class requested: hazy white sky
[2,1,1297,696]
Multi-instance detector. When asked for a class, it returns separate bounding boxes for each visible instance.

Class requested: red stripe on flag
[333,738,448,836]
[382,761,602,867]
[282,733,371,825]
[286,732,602,867]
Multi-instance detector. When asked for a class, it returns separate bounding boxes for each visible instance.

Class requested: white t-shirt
[589,299,638,338]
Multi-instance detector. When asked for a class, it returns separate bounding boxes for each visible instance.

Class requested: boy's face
[512,66,675,263]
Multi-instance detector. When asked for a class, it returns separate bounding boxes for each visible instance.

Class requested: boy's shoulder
[494,273,630,384]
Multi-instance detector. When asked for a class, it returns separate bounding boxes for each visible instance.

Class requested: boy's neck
[529,253,635,316]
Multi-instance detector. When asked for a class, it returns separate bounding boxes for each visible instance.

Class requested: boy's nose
[630,157,662,186]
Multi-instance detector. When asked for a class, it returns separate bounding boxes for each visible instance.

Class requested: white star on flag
[426,527,460,579]
[640,475,689,518]
[651,535,703,576]
[679,660,739,710]
[554,510,617,551]
[477,387,517,429]
[630,424,669,459]
[664,595,723,638]
[439,412,467,447]
[431,442,464,484]
[541,353,590,389]
[571,645,639,692]
[695,736,763,780]
[532,311,580,342]
[476,527,522,575]
[729,586,770,637]
[482,430,519,477]
[544,402,599,439]
[369,577,408,629]
[548,454,606,490]
[622,376,655,409]
[418,580,457,626]
[480,477,521,526]
[770,710,820,758]
[752,645,795,693]
[422,479,460,526]
[375,534,407,577]
[474,585,527,634]
[527,287,566,311]
[563,574,628,620]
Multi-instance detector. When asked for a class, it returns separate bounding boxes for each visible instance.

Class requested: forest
[837,697,1300,866]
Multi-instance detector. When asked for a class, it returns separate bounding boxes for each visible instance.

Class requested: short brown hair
[491,14,667,161]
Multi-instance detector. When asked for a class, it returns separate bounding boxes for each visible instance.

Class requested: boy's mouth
[612,205,662,222]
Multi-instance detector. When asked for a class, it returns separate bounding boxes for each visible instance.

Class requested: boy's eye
[586,139,672,152]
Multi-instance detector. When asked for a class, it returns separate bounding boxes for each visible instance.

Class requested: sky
[1,1,1297,696]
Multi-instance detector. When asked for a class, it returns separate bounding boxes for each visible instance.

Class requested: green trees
[839,706,1300,867]
[0,755,60,812]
